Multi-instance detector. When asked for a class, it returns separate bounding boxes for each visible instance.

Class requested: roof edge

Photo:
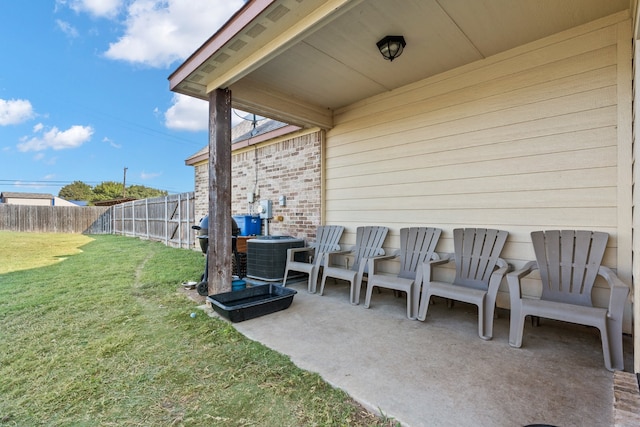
[184,124,303,166]
[168,0,276,90]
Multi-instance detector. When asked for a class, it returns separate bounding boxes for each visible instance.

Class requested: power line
[55,99,205,147]
[0,179,101,184]
[0,179,188,194]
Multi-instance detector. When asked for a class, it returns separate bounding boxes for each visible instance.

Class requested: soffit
[170,0,631,128]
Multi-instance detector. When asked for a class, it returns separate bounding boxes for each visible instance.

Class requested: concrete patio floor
[197,279,634,427]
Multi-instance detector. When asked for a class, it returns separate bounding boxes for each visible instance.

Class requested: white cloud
[18,124,94,152]
[13,178,53,189]
[59,0,250,133]
[13,180,32,188]
[104,0,246,68]
[103,136,122,148]
[164,94,208,131]
[0,98,35,126]
[164,94,248,131]
[56,19,79,38]
[59,0,123,18]
[140,171,161,180]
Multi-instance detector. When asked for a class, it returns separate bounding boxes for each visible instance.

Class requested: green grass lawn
[0,231,94,274]
[0,233,392,426]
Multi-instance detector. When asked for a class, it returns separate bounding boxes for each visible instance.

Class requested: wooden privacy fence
[0,205,111,234]
[111,193,197,249]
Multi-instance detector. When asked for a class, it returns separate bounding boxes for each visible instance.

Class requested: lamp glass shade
[376,36,406,61]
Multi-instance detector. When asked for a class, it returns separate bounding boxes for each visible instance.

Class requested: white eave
[169,0,632,131]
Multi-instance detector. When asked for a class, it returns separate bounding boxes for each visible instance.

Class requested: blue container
[233,215,261,236]
[232,279,247,291]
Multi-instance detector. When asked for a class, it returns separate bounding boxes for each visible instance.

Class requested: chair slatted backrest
[532,230,608,307]
[351,226,389,272]
[312,225,344,266]
[398,227,442,280]
[453,228,508,290]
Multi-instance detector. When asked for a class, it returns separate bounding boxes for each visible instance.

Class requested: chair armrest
[323,250,352,268]
[367,254,397,276]
[421,254,452,283]
[430,253,451,265]
[413,252,442,285]
[506,261,538,300]
[487,258,512,297]
[492,258,511,277]
[598,266,630,320]
[286,246,315,262]
[359,248,386,275]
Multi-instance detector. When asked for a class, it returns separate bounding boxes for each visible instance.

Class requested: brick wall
[193,162,208,223]
[193,130,322,241]
[613,371,640,426]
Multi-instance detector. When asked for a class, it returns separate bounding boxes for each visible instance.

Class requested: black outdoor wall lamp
[376,35,406,62]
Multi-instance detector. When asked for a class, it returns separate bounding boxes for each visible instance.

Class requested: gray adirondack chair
[507,230,630,371]
[417,228,510,340]
[319,226,389,305]
[282,225,344,293]
[364,227,442,319]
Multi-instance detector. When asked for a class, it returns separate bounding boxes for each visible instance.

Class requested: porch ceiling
[169,0,631,129]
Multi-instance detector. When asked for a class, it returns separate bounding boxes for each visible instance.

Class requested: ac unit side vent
[246,237,305,281]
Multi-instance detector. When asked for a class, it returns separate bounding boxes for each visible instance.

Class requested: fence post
[178,193,182,248]
[186,194,191,249]
[164,196,169,246]
[109,206,113,234]
[145,198,149,239]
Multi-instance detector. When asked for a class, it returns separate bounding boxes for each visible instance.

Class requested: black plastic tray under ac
[206,284,297,322]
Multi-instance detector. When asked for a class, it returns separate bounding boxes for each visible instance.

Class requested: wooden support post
[207,88,232,295]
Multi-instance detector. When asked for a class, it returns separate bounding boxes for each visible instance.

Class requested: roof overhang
[184,123,301,165]
[169,0,634,130]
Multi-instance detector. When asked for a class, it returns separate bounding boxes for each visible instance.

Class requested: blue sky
[0,0,247,196]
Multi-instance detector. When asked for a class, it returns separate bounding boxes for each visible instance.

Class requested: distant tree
[92,181,125,202]
[58,181,93,201]
[90,181,168,202]
[126,185,168,199]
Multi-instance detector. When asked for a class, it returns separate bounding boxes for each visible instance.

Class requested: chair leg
[406,286,414,320]
[318,273,328,296]
[477,300,486,340]
[308,266,318,294]
[605,317,625,371]
[417,290,432,321]
[363,283,374,308]
[411,282,420,321]
[531,316,540,327]
[350,279,360,305]
[598,323,614,371]
[509,306,525,348]
[479,297,495,340]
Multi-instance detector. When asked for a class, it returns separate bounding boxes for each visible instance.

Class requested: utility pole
[123,167,128,198]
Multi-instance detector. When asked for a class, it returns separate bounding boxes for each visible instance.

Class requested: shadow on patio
[198,279,633,427]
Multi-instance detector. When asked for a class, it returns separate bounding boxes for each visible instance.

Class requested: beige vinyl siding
[324,13,632,329]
